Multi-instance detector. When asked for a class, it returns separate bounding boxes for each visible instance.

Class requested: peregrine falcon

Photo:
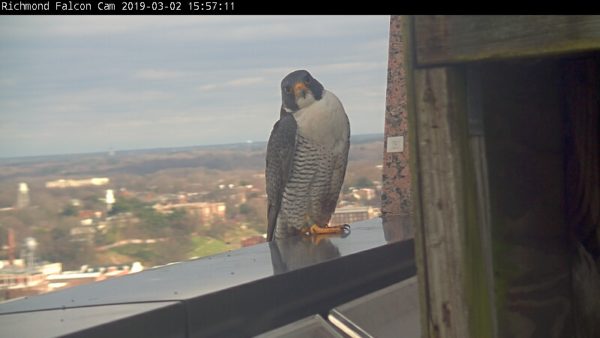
[266,70,350,241]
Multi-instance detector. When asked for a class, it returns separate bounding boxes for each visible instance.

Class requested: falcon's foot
[306,223,351,236]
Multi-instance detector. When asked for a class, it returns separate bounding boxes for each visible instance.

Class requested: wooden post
[406,17,495,338]
[411,66,470,338]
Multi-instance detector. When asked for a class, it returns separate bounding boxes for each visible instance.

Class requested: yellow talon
[309,224,349,235]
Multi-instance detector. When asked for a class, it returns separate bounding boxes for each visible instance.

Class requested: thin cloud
[197,84,218,91]
[257,61,386,77]
[226,77,265,87]
[134,69,187,80]
[313,62,387,73]
[0,78,16,87]
[55,89,175,105]
[197,76,266,92]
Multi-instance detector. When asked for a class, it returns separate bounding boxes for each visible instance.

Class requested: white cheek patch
[296,92,316,109]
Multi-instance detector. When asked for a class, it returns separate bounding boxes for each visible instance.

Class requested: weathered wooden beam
[407,21,496,336]
[414,16,600,66]
[411,65,470,338]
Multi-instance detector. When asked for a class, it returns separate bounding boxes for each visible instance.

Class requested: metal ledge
[328,276,420,337]
[255,315,343,338]
[0,217,415,338]
[0,302,186,338]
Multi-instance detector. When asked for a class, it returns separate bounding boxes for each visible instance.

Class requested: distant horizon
[0,132,384,161]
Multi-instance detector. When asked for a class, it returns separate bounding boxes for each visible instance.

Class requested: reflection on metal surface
[0,218,403,315]
[328,277,420,338]
[270,237,341,273]
[254,315,344,338]
[268,216,413,274]
[0,301,185,338]
[0,218,416,337]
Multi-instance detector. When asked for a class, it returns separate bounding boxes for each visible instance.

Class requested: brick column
[382,15,411,218]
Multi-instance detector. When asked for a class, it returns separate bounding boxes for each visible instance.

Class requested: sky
[0,16,390,158]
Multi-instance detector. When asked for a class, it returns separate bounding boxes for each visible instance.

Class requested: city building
[46,262,143,291]
[351,188,377,201]
[153,202,226,223]
[0,260,62,300]
[240,235,266,247]
[45,177,110,189]
[70,225,96,243]
[330,206,380,225]
[1,260,143,301]
[105,189,115,211]
[16,182,30,209]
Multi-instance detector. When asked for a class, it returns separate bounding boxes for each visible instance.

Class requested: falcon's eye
[304,76,311,84]
[284,86,292,94]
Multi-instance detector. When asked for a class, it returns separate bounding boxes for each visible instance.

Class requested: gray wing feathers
[266,113,297,241]
[322,132,350,220]
[324,140,350,221]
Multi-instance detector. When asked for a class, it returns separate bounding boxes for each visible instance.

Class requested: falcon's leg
[308,223,350,236]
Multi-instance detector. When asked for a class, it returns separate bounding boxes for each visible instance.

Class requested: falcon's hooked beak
[294,82,308,99]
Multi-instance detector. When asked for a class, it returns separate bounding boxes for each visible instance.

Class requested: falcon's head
[280,70,324,113]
